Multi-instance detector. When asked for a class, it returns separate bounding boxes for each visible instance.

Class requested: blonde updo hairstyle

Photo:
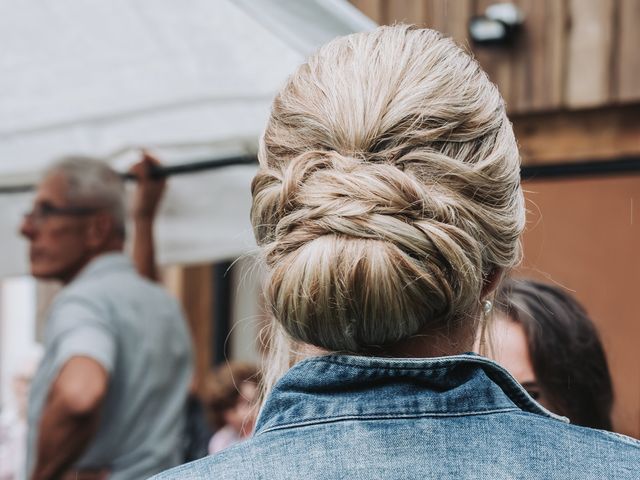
[252,25,525,377]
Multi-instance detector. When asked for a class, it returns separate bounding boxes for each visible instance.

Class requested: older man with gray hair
[20,156,193,480]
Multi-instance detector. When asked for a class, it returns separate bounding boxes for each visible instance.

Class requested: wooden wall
[163,264,213,396]
[350,0,640,113]
[511,104,640,166]
[520,176,640,438]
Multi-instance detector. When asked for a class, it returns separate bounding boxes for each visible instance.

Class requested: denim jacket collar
[255,353,568,436]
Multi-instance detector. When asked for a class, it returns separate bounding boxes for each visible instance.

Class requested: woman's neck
[299,324,477,359]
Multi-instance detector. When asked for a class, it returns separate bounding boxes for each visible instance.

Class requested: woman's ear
[481,267,504,298]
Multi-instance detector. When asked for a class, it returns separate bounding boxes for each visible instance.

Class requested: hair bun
[252,149,485,351]
[251,25,525,353]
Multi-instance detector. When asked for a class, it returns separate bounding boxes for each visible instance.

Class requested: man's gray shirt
[27,253,193,479]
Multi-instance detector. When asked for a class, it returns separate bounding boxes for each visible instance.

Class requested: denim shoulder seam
[598,430,640,448]
[319,356,452,372]
[256,407,520,436]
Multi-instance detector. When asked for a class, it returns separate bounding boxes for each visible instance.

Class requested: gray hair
[45,156,126,237]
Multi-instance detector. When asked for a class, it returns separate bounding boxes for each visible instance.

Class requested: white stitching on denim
[256,408,521,436]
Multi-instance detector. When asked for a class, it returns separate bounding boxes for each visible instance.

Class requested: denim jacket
[152,354,640,479]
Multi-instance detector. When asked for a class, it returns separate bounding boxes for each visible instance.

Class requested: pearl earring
[483,299,493,315]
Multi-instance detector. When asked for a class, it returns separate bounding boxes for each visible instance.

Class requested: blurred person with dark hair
[491,278,614,430]
[205,362,260,454]
[20,156,192,480]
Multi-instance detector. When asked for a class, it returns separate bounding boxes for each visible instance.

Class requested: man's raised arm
[130,151,166,282]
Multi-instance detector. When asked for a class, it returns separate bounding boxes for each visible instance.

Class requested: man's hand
[130,150,166,281]
[31,357,108,480]
[129,151,167,221]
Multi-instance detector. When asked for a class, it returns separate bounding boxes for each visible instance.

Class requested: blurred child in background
[205,362,260,454]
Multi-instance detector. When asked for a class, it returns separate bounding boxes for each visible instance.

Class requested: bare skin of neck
[60,242,124,285]
[300,320,479,359]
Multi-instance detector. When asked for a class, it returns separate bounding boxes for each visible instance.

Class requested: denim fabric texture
[152,354,640,479]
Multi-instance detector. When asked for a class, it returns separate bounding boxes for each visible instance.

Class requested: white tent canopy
[0,0,375,278]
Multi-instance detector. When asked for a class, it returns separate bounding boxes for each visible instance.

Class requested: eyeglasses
[23,201,100,227]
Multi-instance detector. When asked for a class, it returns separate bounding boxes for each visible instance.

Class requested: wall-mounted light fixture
[469,3,524,46]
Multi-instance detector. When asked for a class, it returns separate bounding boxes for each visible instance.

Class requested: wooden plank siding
[615,0,640,101]
[163,264,213,397]
[519,175,640,439]
[423,0,474,50]
[349,0,640,113]
[565,0,616,108]
[505,0,566,112]
[511,104,640,165]
[472,0,567,113]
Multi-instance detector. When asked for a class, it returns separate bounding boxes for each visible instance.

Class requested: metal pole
[3,155,640,194]
[0,155,258,194]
